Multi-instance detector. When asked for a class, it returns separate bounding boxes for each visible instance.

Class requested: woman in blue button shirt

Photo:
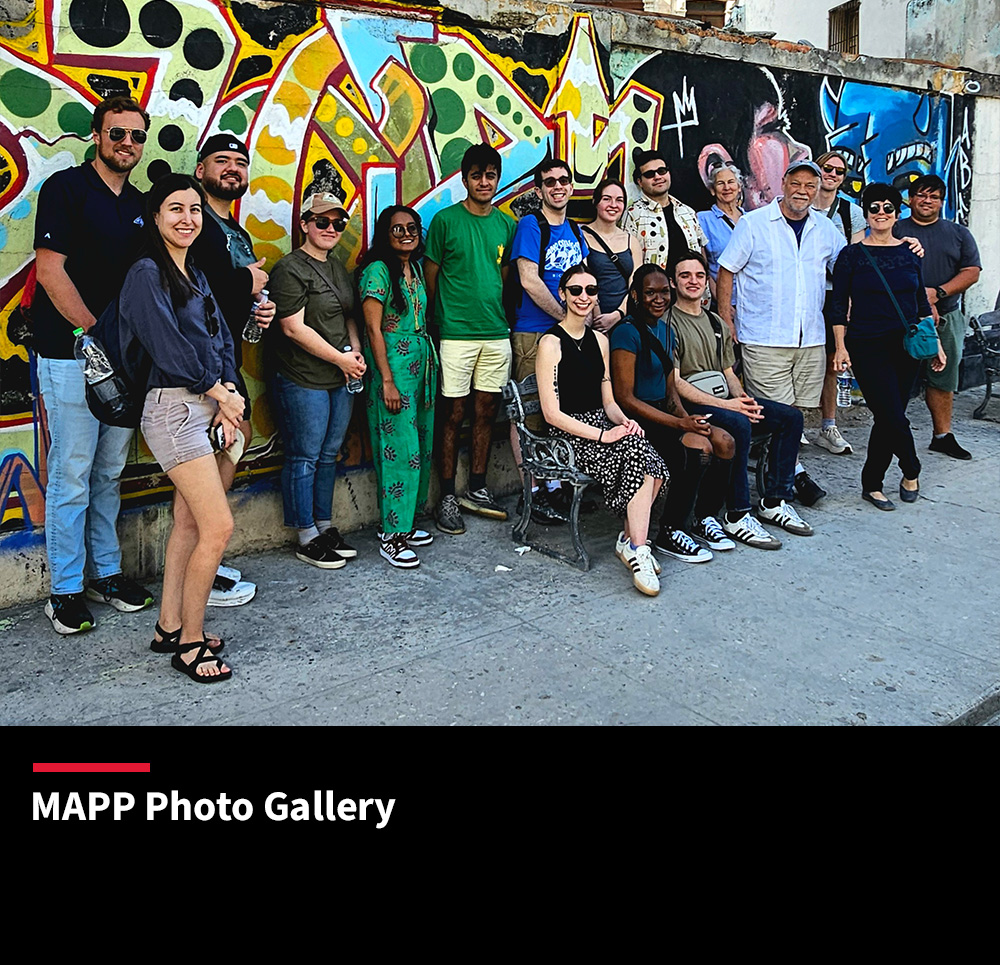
[121,173,243,683]
[697,162,744,312]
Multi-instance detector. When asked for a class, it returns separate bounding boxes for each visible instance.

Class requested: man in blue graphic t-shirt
[509,158,588,522]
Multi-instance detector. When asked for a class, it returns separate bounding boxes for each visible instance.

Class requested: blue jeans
[269,372,352,529]
[686,396,802,511]
[36,357,134,595]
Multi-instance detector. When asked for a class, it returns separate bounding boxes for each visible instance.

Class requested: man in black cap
[192,133,276,606]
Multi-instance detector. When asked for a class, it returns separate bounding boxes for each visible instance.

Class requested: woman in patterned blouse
[358,206,438,568]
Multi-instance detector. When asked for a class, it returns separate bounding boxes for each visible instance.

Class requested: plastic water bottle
[242,288,267,343]
[343,345,364,394]
[837,371,853,408]
[73,328,128,418]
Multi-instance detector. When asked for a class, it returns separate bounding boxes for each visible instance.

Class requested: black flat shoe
[862,491,895,511]
[899,481,919,503]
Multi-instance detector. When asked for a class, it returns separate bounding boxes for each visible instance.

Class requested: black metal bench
[501,373,596,571]
[970,309,1000,419]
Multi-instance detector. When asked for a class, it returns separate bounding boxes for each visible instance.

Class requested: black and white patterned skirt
[550,409,668,517]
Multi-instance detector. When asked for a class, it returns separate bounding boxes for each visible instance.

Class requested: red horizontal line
[33,763,151,772]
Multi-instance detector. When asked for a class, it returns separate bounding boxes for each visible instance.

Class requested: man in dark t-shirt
[894,175,982,459]
[32,96,154,635]
[192,134,276,606]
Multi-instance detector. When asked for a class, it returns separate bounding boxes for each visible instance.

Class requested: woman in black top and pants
[830,183,946,510]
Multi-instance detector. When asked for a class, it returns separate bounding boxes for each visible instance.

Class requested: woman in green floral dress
[358,206,438,568]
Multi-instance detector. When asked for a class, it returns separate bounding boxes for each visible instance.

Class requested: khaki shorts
[926,308,965,393]
[440,337,512,397]
[141,387,217,472]
[511,330,546,431]
[741,343,826,408]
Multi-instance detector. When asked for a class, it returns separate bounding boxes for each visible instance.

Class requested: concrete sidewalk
[2,392,997,726]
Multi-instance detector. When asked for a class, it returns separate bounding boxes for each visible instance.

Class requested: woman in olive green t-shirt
[268,194,366,569]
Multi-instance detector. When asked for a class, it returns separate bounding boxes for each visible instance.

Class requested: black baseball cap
[198,134,250,162]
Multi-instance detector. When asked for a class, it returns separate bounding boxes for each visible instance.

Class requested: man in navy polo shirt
[192,133,275,606]
[33,95,154,634]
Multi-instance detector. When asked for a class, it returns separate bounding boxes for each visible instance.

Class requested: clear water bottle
[73,328,129,417]
[242,288,267,344]
[342,345,364,394]
[837,371,853,408]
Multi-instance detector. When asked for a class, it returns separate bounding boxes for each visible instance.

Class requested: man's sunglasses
[390,223,420,237]
[542,175,572,187]
[565,284,599,296]
[867,202,896,214]
[309,216,349,231]
[640,166,669,178]
[821,163,846,175]
[105,127,148,143]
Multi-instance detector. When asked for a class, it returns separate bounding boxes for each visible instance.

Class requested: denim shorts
[141,387,217,472]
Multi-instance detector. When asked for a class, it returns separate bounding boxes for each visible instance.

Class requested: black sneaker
[793,471,827,507]
[45,593,95,635]
[517,490,567,525]
[652,528,713,563]
[458,487,508,520]
[317,526,358,558]
[295,536,347,569]
[928,432,972,460]
[85,574,154,612]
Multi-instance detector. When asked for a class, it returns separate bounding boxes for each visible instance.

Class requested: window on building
[829,0,860,54]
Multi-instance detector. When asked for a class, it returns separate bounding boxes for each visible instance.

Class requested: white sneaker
[379,533,420,569]
[653,528,714,563]
[800,432,810,446]
[621,543,660,596]
[217,563,242,583]
[722,512,782,550]
[756,499,814,536]
[207,576,257,606]
[615,531,660,574]
[814,425,853,454]
[691,516,736,551]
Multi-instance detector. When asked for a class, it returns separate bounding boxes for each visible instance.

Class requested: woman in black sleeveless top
[536,265,667,597]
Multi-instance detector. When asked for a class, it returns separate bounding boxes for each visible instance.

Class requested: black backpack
[502,211,584,324]
[85,296,152,428]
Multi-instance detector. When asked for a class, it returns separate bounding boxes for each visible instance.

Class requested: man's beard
[204,174,248,201]
[97,142,140,174]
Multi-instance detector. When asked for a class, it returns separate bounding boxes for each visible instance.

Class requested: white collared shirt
[719,197,846,347]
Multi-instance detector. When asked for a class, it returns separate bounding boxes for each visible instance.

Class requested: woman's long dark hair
[144,173,206,307]
[356,205,424,314]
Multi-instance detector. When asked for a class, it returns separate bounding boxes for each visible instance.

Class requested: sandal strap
[155,622,181,644]
[179,640,225,670]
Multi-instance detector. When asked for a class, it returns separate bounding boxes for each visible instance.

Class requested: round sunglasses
[390,223,420,237]
[867,202,896,214]
[104,127,148,143]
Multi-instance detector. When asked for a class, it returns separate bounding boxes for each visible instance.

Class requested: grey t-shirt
[894,217,981,314]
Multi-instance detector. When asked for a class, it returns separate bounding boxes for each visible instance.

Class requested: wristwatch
[935,286,947,301]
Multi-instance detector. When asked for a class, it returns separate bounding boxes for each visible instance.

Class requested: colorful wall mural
[0,0,978,541]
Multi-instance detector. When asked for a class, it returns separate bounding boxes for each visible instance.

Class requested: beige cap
[302,192,348,217]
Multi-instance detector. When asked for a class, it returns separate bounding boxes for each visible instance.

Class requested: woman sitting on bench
[535,265,666,597]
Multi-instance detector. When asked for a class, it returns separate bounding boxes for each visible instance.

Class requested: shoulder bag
[674,308,729,399]
[859,244,938,360]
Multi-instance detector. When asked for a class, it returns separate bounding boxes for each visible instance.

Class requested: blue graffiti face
[821,79,953,217]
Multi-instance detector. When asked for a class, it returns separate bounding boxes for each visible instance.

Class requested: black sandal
[150,622,223,654]
[170,640,232,683]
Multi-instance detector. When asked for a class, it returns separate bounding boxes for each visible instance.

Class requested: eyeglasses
[913,190,944,201]
[541,175,572,188]
[390,223,420,237]
[565,284,599,296]
[310,216,348,231]
[105,127,148,143]
[820,163,846,175]
[640,166,669,179]
[867,202,896,214]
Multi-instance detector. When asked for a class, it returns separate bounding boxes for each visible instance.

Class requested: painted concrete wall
[907,0,1000,74]
[0,0,993,606]
[742,0,910,58]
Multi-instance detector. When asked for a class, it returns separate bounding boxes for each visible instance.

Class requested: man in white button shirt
[716,160,845,505]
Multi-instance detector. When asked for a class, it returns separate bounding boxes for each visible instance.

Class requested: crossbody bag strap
[705,310,725,370]
[859,244,909,327]
[581,225,631,283]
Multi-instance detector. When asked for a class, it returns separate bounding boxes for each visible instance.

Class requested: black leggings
[847,331,921,492]
[642,421,732,532]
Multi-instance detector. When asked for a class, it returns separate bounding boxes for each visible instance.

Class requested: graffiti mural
[0,1,978,544]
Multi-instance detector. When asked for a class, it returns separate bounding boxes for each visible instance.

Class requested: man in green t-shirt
[424,144,516,535]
